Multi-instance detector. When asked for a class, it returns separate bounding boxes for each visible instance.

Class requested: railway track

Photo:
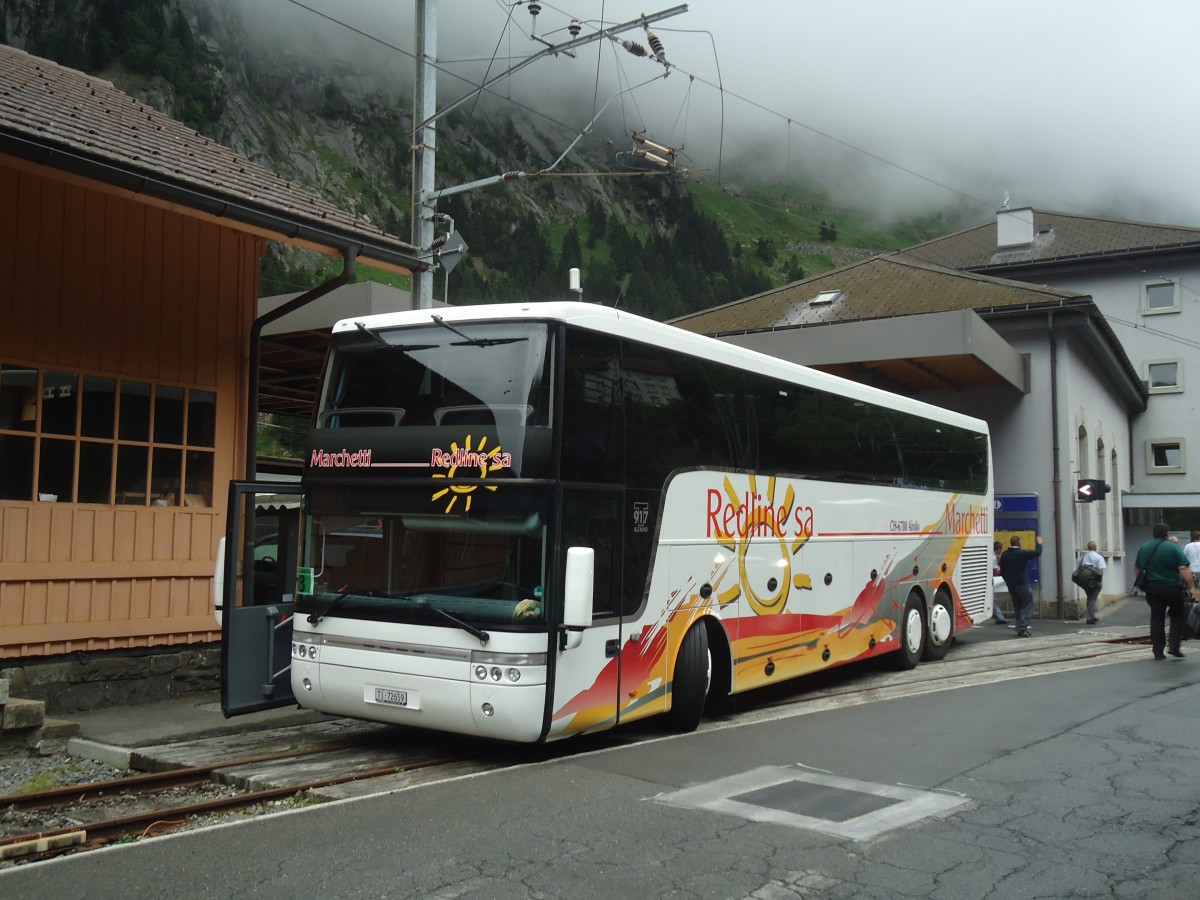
[0,747,466,864]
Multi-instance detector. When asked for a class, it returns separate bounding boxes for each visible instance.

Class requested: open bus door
[218,481,306,717]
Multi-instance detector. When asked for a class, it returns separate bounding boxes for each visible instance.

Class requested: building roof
[670,252,1145,406]
[0,44,423,273]
[899,208,1200,274]
[671,252,1085,336]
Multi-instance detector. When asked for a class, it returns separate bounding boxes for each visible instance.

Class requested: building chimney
[996,207,1034,248]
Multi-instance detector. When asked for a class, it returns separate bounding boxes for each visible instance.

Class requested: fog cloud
[211,0,1200,228]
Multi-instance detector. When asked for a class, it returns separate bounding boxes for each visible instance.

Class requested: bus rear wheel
[666,623,710,732]
[923,589,954,661]
[891,591,926,670]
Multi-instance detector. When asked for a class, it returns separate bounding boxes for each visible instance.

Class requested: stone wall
[0,646,220,714]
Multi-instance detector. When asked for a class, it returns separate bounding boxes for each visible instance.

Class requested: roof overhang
[713,309,1029,395]
[0,132,425,275]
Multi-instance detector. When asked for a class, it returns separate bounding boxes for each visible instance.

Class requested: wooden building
[0,46,422,661]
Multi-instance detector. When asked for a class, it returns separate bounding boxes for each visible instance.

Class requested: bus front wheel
[892,592,926,670]
[666,623,710,732]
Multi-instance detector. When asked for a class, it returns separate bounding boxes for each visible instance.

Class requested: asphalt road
[3,640,1198,899]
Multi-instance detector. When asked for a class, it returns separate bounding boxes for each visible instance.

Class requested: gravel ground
[1,742,306,866]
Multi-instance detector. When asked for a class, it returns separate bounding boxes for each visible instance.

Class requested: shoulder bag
[1133,540,1164,592]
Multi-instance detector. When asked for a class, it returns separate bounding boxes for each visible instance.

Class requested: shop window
[0,361,218,506]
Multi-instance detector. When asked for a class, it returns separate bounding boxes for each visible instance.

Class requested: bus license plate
[374,688,409,707]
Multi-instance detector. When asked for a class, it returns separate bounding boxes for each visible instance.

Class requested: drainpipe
[245,247,358,480]
[1048,314,1065,618]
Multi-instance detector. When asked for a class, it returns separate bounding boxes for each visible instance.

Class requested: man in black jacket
[1000,534,1043,638]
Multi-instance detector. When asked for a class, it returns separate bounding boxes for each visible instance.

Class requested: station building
[0,45,422,694]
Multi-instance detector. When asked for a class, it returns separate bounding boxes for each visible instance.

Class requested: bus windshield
[295,485,550,630]
[315,321,551,477]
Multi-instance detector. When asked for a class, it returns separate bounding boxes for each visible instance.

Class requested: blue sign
[995,493,1041,585]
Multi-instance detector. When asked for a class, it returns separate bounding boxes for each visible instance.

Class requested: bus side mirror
[561,547,594,649]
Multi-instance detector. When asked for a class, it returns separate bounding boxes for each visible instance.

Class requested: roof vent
[809,290,844,307]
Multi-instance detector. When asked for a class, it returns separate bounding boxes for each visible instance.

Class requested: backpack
[1071,563,1102,592]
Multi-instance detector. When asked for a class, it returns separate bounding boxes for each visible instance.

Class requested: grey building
[671,220,1164,618]
[904,207,1200,552]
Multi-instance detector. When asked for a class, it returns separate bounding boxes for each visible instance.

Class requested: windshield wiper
[432,607,490,645]
[354,321,437,352]
[430,314,525,348]
[307,589,351,625]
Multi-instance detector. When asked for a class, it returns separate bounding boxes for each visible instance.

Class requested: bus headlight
[491,667,502,682]
[506,668,521,682]
[475,665,488,680]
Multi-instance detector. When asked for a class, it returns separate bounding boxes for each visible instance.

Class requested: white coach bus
[218,301,993,742]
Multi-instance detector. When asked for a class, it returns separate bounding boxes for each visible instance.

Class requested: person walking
[1134,522,1200,660]
[1077,540,1106,624]
[1000,534,1043,637]
[1185,530,1200,585]
[992,540,1009,624]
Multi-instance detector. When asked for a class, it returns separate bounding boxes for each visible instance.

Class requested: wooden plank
[71,507,95,562]
[0,167,19,355]
[0,558,215,581]
[10,173,42,351]
[49,504,73,563]
[57,182,88,366]
[67,579,89,624]
[2,506,31,562]
[45,580,69,625]
[122,201,147,368]
[0,615,221,647]
[27,506,51,564]
[101,196,126,373]
[34,176,65,363]
[22,581,46,626]
[80,189,108,372]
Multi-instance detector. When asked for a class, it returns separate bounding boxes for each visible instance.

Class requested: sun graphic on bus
[712,474,813,616]
[430,434,511,513]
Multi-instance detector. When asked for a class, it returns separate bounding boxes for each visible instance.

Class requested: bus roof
[333,301,989,435]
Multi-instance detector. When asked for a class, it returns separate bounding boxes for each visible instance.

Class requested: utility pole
[412,0,437,309]
[411,3,689,309]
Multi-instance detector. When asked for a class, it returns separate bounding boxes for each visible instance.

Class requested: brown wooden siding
[0,160,259,658]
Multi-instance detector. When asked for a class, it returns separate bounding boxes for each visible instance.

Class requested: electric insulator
[647,32,665,60]
[429,235,448,251]
[430,212,451,223]
[528,2,540,17]
[568,19,581,37]
[501,171,523,182]
[621,39,647,58]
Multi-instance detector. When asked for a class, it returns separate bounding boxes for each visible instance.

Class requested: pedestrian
[1076,540,1106,624]
[992,540,1008,624]
[1133,522,1200,660]
[1000,534,1043,637]
[1186,530,1200,585]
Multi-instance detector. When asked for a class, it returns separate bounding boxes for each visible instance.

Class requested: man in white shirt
[1078,541,1106,625]
[1185,530,1200,583]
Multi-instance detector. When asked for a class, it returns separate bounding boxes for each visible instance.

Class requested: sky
[225,0,1200,228]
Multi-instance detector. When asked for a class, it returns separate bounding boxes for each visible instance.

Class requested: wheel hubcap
[905,607,923,654]
[929,602,952,645]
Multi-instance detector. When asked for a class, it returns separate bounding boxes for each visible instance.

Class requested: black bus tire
[666,623,710,732]
[891,591,926,670]
[923,589,955,661]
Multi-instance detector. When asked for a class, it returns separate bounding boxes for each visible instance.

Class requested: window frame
[1146,438,1186,475]
[1141,279,1181,315]
[1145,358,1183,394]
[0,361,217,507]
